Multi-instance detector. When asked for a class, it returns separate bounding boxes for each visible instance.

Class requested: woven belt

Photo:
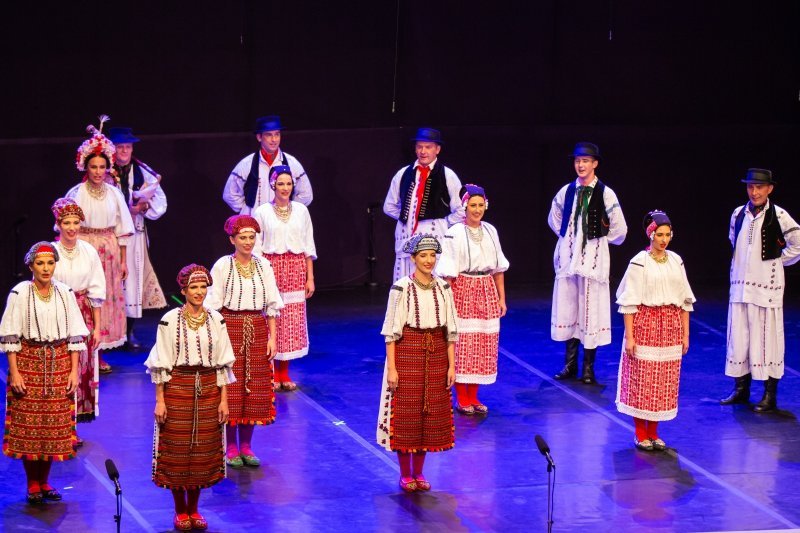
[79,226,115,235]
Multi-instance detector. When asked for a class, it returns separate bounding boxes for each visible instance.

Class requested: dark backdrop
[1,1,798,300]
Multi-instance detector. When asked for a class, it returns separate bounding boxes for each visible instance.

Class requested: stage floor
[1,285,798,532]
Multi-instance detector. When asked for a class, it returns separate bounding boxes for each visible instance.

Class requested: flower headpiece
[75,114,116,171]
[51,197,85,223]
[224,215,261,236]
[25,242,60,265]
[402,233,442,255]
[461,183,488,209]
[177,263,213,289]
[269,165,294,190]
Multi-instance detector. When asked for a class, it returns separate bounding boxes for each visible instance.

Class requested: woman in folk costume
[435,184,509,415]
[377,234,457,493]
[252,165,316,391]
[50,198,106,445]
[615,211,695,451]
[145,264,235,531]
[206,215,283,469]
[1,242,89,504]
[65,115,135,373]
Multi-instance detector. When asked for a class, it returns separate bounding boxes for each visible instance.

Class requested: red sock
[187,488,201,515]
[172,489,187,515]
[634,418,648,441]
[467,384,480,405]
[646,421,659,440]
[23,460,39,492]
[412,451,427,478]
[239,424,255,455]
[455,383,470,407]
[274,360,288,382]
[397,452,412,479]
[225,426,239,457]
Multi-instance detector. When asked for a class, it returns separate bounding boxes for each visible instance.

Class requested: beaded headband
[461,183,489,210]
[177,264,213,289]
[224,214,261,236]
[75,115,116,171]
[269,165,294,190]
[51,197,85,222]
[25,242,60,265]
[403,233,442,255]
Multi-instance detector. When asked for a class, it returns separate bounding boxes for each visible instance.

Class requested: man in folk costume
[548,142,628,384]
[223,115,312,214]
[720,168,800,412]
[383,127,465,282]
[109,127,168,349]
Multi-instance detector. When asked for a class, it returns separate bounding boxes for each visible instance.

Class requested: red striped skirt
[380,326,454,453]
[616,305,684,421]
[74,290,98,422]
[3,340,76,461]
[265,252,309,360]
[221,308,276,425]
[79,228,126,350]
[152,366,225,490]
[451,274,501,384]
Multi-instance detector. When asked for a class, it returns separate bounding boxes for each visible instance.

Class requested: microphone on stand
[535,434,556,469]
[105,458,122,495]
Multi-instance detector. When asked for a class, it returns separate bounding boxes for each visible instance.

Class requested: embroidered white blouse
[0,280,89,352]
[435,222,510,278]
[616,250,696,314]
[144,307,236,386]
[380,276,458,343]
[253,201,317,259]
[51,240,106,308]
[205,255,284,315]
[65,182,135,246]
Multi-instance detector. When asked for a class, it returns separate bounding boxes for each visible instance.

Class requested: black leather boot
[752,377,778,413]
[719,374,751,405]
[554,339,580,380]
[580,348,597,384]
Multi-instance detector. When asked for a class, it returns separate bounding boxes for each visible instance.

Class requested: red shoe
[399,477,417,493]
[414,476,431,491]
[173,513,192,531]
[189,513,208,530]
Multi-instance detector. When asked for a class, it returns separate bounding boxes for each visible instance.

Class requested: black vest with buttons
[559,180,610,239]
[733,203,786,261]
[398,162,451,224]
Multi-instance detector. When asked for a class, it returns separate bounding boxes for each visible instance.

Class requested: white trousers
[726,302,784,380]
[551,275,611,349]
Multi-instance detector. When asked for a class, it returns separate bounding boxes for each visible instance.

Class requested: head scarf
[402,233,442,255]
[268,165,294,190]
[642,210,672,240]
[177,263,213,289]
[224,215,261,236]
[460,183,489,209]
[25,242,59,265]
[51,197,85,222]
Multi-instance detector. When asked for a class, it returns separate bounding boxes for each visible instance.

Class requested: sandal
[40,485,62,501]
[399,478,417,493]
[226,455,244,468]
[273,382,282,392]
[26,491,44,505]
[241,453,261,467]
[280,381,298,391]
[456,404,475,415]
[414,476,431,492]
[99,362,112,374]
[634,437,654,451]
[173,513,192,531]
[189,513,208,530]
[472,403,489,414]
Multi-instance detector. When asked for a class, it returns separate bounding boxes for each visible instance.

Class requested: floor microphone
[535,435,556,468]
[105,459,122,495]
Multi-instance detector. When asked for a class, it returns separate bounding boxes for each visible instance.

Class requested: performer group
[2,114,799,529]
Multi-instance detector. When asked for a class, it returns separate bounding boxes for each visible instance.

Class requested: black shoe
[126,334,142,350]
[720,374,751,405]
[753,377,778,413]
[554,339,579,380]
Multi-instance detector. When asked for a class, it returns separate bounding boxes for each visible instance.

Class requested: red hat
[51,197,85,222]
[177,264,213,289]
[224,215,260,236]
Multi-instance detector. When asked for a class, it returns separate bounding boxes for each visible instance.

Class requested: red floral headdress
[75,114,116,171]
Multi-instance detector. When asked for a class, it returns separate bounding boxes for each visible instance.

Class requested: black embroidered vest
[733,203,785,261]
[398,162,451,223]
[244,151,288,208]
[558,180,610,240]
